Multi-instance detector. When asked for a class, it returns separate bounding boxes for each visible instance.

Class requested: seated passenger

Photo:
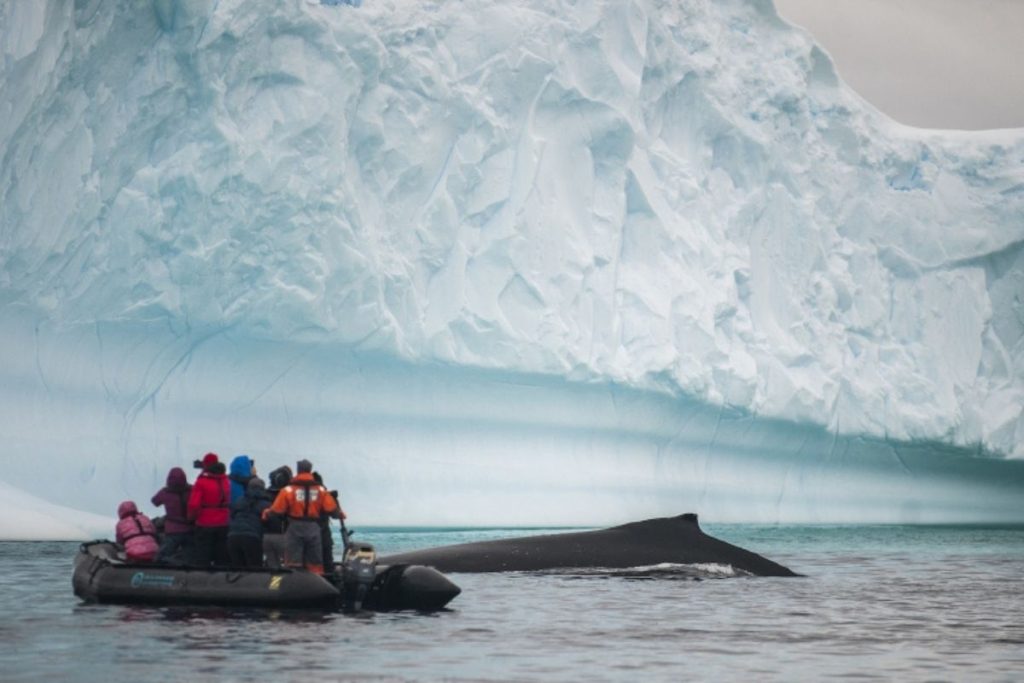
[115,501,160,563]
[151,466,193,564]
[228,477,270,568]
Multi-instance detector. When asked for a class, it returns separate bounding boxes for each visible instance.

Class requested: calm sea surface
[1,524,1022,682]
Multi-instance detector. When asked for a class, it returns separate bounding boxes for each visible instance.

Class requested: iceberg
[1,0,1022,537]
[0,480,111,541]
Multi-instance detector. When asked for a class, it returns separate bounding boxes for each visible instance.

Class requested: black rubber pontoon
[72,541,460,611]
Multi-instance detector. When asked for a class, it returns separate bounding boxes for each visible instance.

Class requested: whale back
[379,514,799,576]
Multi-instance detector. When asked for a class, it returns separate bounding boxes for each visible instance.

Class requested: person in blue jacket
[228,455,255,503]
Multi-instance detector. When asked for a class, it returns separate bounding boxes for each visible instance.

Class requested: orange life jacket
[268,472,340,521]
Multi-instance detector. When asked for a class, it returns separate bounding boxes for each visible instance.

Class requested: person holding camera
[151,466,193,564]
[228,476,271,568]
[263,465,293,569]
[187,452,231,567]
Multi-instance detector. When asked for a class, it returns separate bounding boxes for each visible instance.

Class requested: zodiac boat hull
[72,541,460,610]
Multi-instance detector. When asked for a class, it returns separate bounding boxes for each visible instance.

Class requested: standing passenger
[313,471,338,572]
[187,452,230,567]
[115,501,160,563]
[151,466,193,564]
[228,477,270,568]
[228,455,255,504]
[265,459,343,575]
[263,466,292,569]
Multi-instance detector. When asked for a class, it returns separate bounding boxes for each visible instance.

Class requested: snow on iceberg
[1,0,1022,535]
[0,481,112,541]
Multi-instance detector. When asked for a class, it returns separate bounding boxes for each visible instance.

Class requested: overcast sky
[774,0,1024,130]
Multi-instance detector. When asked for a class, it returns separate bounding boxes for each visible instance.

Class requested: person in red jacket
[187,452,230,566]
[265,459,343,575]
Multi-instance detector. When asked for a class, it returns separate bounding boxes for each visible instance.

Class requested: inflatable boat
[72,540,460,611]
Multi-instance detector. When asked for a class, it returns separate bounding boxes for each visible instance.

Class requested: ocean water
[1,525,1022,682]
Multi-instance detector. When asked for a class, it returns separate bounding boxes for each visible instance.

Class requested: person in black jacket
[227,477,270,568]
[313,471,338,573]
[262,466,292,569]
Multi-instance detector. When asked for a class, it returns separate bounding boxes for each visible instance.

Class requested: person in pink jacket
[115,500,160,563]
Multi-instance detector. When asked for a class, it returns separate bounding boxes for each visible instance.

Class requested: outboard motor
[341,541,377,610]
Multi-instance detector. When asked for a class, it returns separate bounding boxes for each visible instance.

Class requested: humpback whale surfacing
[380,514,799,577]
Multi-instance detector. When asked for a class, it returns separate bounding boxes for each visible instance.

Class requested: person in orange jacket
[264,459,344,575]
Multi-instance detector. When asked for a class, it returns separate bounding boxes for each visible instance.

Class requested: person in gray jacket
[227,477,270,568]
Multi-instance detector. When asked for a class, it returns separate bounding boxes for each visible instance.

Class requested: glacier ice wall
[1,0,1023,535]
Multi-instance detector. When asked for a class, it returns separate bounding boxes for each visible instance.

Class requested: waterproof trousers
[227,534,263,568]
[157,532,193,565]
[193,526,229,567]
[284,519,323,574]
[263,533,286,569]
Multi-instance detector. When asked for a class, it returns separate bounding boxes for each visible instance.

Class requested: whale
[379,513,799,577]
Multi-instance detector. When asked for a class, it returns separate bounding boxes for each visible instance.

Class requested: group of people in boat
[115,453,345,575]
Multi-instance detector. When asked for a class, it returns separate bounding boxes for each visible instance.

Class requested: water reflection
[153,606,338,624]
[3,531,1024,681]
[541,564,751,581]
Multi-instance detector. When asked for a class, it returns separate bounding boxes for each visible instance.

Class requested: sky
[774,0,1024,130]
